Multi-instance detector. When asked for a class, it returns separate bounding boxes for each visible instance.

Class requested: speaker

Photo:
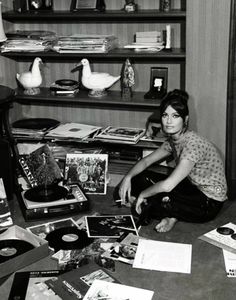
[0,139,14,200]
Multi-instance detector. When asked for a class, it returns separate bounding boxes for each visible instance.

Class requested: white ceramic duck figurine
[73,58,120,97]
[16,57,43,95]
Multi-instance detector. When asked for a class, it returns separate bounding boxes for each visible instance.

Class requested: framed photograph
[28,0,53,11]
[144,67,168,100]
[65,153,108,195]
[70,0,106,11]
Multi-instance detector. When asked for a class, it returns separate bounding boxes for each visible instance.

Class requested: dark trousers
[114,170,224,223]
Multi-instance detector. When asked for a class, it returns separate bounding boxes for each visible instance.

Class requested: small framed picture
[70,0,106,11]
[28,0,53,11]
[144,67,168,99]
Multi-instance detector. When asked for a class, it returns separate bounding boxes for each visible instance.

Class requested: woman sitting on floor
[114,89,227,232]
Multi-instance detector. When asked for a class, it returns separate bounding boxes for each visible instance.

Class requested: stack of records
[45,122,102,141]
[1,30,57,52]
[12,118,60,140]
[95,126,145,144]
[52,34,118,53]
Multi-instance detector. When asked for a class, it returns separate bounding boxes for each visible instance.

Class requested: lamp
[0,1,7,43]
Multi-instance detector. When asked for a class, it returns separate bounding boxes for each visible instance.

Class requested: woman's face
[161,105,185,136]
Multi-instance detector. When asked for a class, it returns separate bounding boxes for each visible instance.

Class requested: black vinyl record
[0,239,34,263]
[24,185,68,203]
[55,79,78,87]
[12,118,60,130]
[216,227,234,235]
[46,227,92,252]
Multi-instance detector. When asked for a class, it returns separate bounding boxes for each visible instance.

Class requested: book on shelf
[65,153,108,195]
[124,43,164,50]
[45,261,120,300]
[95,126,145,144]
[136,37,163,43]
[135,31,162,38]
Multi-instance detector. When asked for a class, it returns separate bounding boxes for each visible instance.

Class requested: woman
[114,89,227,232]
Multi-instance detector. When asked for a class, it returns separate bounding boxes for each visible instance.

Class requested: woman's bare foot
[155,217,177,232]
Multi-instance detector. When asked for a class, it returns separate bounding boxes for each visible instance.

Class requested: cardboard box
[0,225,49,278]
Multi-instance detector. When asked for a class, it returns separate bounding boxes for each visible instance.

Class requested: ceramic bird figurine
[16,57,43,95]
[72,58,120,97]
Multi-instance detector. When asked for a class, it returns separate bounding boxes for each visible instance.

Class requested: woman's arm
[119,147,170,201]
[136,158,195,213]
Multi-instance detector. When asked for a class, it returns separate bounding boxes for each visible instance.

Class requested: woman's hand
[136,194,148,214]
[119,176,132,202]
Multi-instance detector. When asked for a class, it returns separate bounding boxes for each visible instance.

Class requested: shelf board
[3,10,186,23]
[2,48,185,62]
[15,88,162,110]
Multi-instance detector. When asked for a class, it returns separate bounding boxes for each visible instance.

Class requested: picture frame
[70,0,106,12]
[28,0,53,11]
[144,67,168,99]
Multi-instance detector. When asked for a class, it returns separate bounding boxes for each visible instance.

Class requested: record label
[0,239,34,263]
[46,227,92,252]
[216,227,234,235]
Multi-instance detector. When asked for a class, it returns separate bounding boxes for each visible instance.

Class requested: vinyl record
[216,227,234,235]
[24,185,68,203]
[46,227,92,252]
[12,118,60,130]
[55,79,78,87]
[0,239,34,263]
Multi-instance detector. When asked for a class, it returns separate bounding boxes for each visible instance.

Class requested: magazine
[102,232,139,265]
[65,153,108,194]
[199,222,236,254]
[83,279,154,300]
[45,262,119,300]
[85,215,139,238]
[95,126,145,144]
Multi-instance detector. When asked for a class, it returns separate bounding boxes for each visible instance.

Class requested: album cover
[85,215,139,238]
[96,126,145,144]
[0,178,13,231]
[199,222,236,254]
[65,153,108,194]
[45,261,119,300]
[45,122,102,140]
[27,217,78,240]
[19,144,63,188]
[83,279,154,300]
[102,233,139,265]
[8,270,63,300]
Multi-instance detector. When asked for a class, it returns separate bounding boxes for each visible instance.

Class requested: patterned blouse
[159,131,227,201]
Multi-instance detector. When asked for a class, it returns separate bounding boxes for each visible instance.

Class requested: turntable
[20,184,89,221]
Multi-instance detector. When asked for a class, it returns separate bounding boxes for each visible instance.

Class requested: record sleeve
[19,144,63,188]
[8,270,63,300]
[45,261,119,300]
[65,153,108,195]
[85,215,139,238]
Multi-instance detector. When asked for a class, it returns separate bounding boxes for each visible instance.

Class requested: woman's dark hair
[160,89,189,119]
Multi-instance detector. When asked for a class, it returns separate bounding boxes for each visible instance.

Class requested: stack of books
[53,34,118,53]
[124,31,164,51]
